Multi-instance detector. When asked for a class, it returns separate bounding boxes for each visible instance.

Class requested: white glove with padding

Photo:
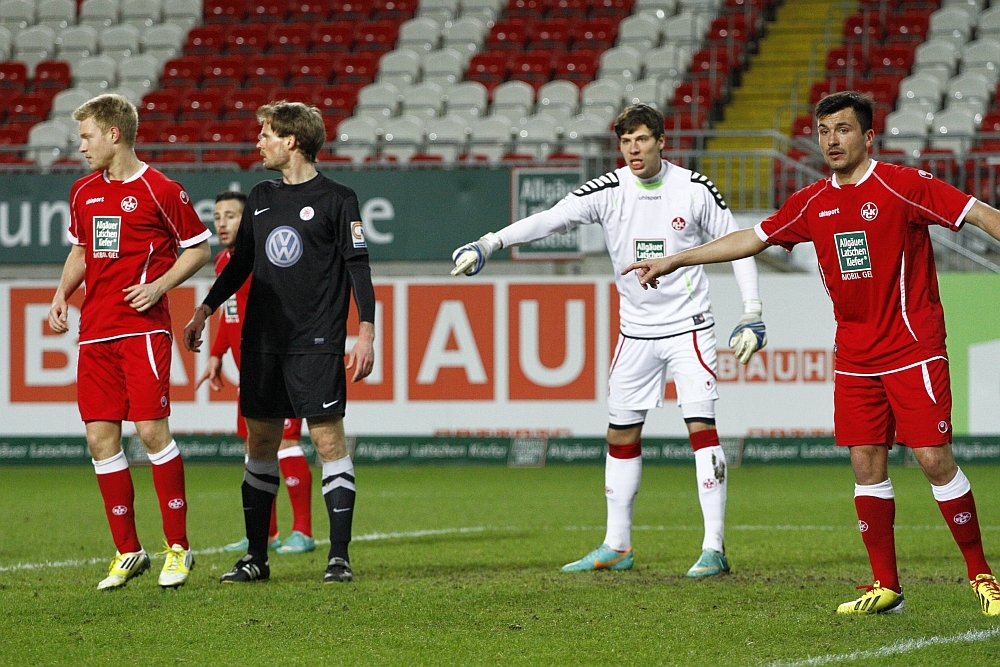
[451,232,502,276]
[728,300,767,364]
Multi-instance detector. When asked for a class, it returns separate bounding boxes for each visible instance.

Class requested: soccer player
[623,91,1000,616]
[451,104,767,577]
[195,191,316,555]
[47,94,211,590]
[183,101,375,584]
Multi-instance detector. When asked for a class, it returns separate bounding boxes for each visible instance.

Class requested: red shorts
[77,334,172,422]
[834,359,952,448]
[236,410,303,441]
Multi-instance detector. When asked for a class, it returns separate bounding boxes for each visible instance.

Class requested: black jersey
[204,173,370,354]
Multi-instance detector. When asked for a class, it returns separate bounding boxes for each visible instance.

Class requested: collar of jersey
[634,161,667,190]
[832,159,877,189]
[634,178,664,190]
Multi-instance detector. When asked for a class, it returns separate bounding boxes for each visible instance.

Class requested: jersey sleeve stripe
[179,228,212,248]
[762,182,830,242]
[955,196,976,230]
[872,172,970,231]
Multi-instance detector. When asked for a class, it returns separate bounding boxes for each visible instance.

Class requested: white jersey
[496,161,759,338]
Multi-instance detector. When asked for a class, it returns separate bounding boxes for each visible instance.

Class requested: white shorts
[608,328,719,421]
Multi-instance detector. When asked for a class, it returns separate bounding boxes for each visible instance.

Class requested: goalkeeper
[451,104,766,577]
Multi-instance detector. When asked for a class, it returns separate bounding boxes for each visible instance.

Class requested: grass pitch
[1,463,998,666]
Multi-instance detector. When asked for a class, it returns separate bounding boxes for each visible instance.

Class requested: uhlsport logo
[672,217,687,230]
[112,505,128,516]
[266,226,303,267]
[861,202,878,221]
[634,238,665,261]
[121,196,138,212]
[858,520,869,532]
[954,512,972,525]
[167,498,185,510]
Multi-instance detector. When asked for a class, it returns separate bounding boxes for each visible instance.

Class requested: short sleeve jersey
[496,161,739,338]
[756,160,974,375]
[68,164,211,344]
[209,249,252,367]
[203,173,368,354]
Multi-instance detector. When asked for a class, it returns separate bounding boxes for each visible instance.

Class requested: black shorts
[240,351,347,420]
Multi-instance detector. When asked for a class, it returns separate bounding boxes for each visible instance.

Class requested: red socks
[937,492,991,580]
[279,452,313,537]
[94,452,141,554]
[148,441,189,550]
[854,492,900,593]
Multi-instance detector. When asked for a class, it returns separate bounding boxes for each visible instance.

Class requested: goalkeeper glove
[729,300,767,364]
[451,232,502,276]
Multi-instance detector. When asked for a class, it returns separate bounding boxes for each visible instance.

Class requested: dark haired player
[452,104,767,577]
[184,101,375,584]
[625,91,1000,615]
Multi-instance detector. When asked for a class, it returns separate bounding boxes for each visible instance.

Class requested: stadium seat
[598,46,643,89]
[315,83,361,116]
[508,51,555,91]
[290,53,336,85]
[51,87,92,117]
[487,18,529,51]
[581,78,623,122]
[506,0,544,20]
[74,55,118,93]
[842,11,882,45]
[0,60,28,90]
[571,18,618,50]
[442,16,487,59]
[467,52,509,89]
[492,79,535,118]
[225,86,276,118]
[791,114,814,138]
[331,0,375,20]
[662,12,707,46]
[205,0,250,23]
[537,79,579,120]
[373,0,416,21]
[28,120,70,168]
[913,38,960,82]
[883,107,929,157]
[928,6,973,50]
[15,25,57,74]
[0,26,12,61]
[961,39,1000,86]
[163,0,201,29]
[644,44,692,83]
[33,59,71,91]
[469,114,514,162]
[140,88,182,120]
[378,49,421,87]
[528,18,572,51]
[226,25,269,55]
[202,55,244,87]
[617,13,660,54]
[402,81,445,118]
[100,25,142,63]
[354,19,400,53]
[117,54,159,95]
[268,23,311,54]
[553,49,600,87]
[0,0,36,30]
[249,0,291,21]
[290,0,332,21]
[381,114,424,161]
[460,0,501,25]
[415,0,458,24]
[161,56,202,88]
[422,48,465,87]
[121,0,161,30]
[284,83,324,104]
[312,22,355,52]
[78,0,119,30]
[898,71,944,108]
[334,115,378,163]
[356,80,400,121]
[869,43,916,77]
[397,17,440,55]
[185,26,227,55]
[424,113,468,162]
[516,113,558,159]
[36,0,75,30]
[561,112,610,156]
[179,89,226,120]
[947,71,991,108]
[445,80,488,119]
[247,53,291,86]
[550,0,589,19]
[979,5,1000,41]
[623,78,666,108]
[930,106,976,154]
[142,24,185,63]
[161,119,205,144]
[337,52,379,83]
[9,91,53,121]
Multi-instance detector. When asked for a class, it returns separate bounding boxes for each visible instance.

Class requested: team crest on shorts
[938,420,949,433]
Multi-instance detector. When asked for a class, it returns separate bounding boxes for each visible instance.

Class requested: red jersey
[756,160,974,375]
[69,164,211,344]
[209,248,251,368]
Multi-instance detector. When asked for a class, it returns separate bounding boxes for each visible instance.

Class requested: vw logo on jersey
[121,196,138,212]
[300,206,315,221]
[266,226,303,267]
[860,202,878,221]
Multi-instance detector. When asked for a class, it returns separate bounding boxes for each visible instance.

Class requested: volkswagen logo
[954,512,972,525]
[266,226,303,267]
[121,196,138,212]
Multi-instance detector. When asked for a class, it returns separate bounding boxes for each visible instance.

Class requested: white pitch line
[759,627,1000,667]
[0,526,492,573]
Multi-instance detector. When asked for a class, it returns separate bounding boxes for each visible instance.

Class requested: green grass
[1,464,999,666]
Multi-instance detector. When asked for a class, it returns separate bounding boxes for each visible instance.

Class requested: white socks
[695,446,727,553]
[603,453,641,551]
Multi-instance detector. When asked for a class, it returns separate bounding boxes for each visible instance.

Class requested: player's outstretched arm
[124,240,211,312]
[964,200,1000,241]
[451,232,502,276]
[623,228,768,290]
[346,321,375,382]
[195,355,225,391]
[48,245,86,334]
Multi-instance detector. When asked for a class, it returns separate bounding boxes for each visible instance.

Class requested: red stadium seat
[791,114,814,138]
[506,0,545,20]
[467,52,510,87]
[552,49,599,86]
[289,0,333,19]
[283,83,323,104]
[204,0,250,23]
[315,83,361,115]
[179,89,226,120]
[548,0,586,19]
[9,92,53,121]
[528,19,571,51]
[226,25,269,54]
[140,89,182,120]
[353,19,400,53]
[508,52,553,89]
[825,46,863,75]
[570,18,617,49]
[135,119,169,146]
[981,110,1000,134]
[311,22,355,52]
[202,56,245,87]
[885,11,930,44]
[842,12,882,44]
[289,53,337,85]
[0,61,28,91]
[185,25,227,54]
[589,0,633,19]
[691,45,742,78]
[249,0,292,21]
[330,0,373,20]
[33,61,72,91]
[247,54,291,85]
[487,19,530,51]
[224,86,276,118]
[372,0,416,20]
[161,57,202,88]
[161,120,206,144]
[335,53,379,83]
[869,44,916,76]
[205,119,248,144]
[268,24,312,53]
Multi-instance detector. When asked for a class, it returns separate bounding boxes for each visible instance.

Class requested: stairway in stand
[703,0,855,209]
